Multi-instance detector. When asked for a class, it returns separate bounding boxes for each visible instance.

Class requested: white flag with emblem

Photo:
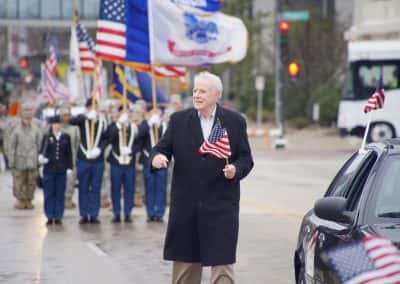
[148,0,248,66]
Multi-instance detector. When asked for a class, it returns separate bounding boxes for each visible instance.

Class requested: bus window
[352,61,400,100]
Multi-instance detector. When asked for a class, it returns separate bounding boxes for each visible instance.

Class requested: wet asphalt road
[0,127,359,284]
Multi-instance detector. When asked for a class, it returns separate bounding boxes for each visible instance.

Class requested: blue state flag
[110,64,167,104]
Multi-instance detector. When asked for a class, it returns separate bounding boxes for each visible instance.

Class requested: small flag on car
[325,235,400,284]
[364,75,385,113]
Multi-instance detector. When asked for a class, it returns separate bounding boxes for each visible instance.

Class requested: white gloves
[66,169,73,176]
[38,154,49,165]
[86,147,101,159]
[118,112,129,125]
[86,109,98,120]
[121,146,132,156]
[148,114,161,127]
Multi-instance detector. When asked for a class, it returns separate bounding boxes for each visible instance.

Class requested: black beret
[47,115,61,124]
[85,98,98,107]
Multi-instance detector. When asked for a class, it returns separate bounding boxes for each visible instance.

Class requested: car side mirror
[314,197,354,224]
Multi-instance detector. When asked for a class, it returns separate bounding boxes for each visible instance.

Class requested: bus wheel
[367,123,395,143]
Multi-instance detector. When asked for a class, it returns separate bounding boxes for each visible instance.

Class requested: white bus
[337,40,400,142]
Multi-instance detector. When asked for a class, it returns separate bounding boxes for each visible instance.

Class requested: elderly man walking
[151,71,254,284]
[8,104,42,209]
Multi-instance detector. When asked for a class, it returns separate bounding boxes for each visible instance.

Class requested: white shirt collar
[198,105,217,120]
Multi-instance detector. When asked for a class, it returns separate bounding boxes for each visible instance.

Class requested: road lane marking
[87,242,107,257]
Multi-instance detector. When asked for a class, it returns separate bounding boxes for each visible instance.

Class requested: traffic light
[19,58,28,69]
[288,61,300,79]
[279,21,290,63]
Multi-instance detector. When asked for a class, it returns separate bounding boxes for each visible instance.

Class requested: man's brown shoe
[25,201,34,209]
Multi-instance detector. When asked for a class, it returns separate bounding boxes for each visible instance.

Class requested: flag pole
[360,112,372,151]
[122,65,128,148]
[89,59,100,149]
[151,66,159,143]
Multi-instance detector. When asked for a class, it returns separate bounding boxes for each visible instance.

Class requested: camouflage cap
[20,106,34,118]
[130,103,143,113]
[58,103,71,115]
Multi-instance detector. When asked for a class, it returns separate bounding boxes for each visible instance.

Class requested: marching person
[143,109,169,222]
[39,116,73,226]
[151,71,254,284]
[59,104,80,209]
[7,104,42,210]
[70,98,108,224]
[106,106,148,223]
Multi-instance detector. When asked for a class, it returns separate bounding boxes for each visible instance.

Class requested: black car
[294,139,400,283]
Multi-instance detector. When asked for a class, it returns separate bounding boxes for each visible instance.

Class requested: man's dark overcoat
[150,105,254,266]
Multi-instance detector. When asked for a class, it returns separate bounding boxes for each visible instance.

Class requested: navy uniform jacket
[40,131,73,175]
[106,122,149,167]
[69,114,108,163]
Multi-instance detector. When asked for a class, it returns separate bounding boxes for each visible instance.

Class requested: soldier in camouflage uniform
[59,105,80,209]
[7,105,42,209]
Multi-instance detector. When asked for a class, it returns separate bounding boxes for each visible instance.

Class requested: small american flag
[326,235,400,284]
[76,22,96,73]
[364,75,385,113]
[93,59,104,100]
[96,0,126,62]
[199,123,231,159]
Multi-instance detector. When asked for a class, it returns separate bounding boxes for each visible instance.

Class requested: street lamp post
[255,75,265,131]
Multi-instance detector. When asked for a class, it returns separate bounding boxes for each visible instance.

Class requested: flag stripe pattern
[199,123,231,159]
[364,76,385,113]
[154,66,187,78]
[94,60,103,100]
[44,46,57,100]
[326,235,400,284]
[76,22,96,73]
[95,0,127,62]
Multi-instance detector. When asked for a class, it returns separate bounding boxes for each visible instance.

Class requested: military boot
[64,197,76,209]
[100,197,111,208]
[25,200,34,209]
[14,199,25,210]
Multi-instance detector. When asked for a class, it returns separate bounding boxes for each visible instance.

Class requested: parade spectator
[39,116,73,225]
[151,71,254,284]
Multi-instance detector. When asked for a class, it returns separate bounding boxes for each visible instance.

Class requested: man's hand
[152,154,169,169]
[86,109,98,120]
[223,164,236,179]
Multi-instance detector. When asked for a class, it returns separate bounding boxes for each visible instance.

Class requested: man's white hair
[194,71,223,95]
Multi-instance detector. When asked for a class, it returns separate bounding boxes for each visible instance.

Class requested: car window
[375,155,400,217]
[346,152,378,211]
[326,152,370,197]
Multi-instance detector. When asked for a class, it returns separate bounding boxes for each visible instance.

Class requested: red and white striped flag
[93,60,104,100]
[41,46,69,102]
[199,123,231,159]
[154,66,186,78]
[364,75,385,113]
[76,22,96,73]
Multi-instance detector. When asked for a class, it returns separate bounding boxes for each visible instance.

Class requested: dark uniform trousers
[110,164,135,217]
[43,174,66,220]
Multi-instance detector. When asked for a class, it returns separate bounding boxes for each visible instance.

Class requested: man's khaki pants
[172,261,234,284]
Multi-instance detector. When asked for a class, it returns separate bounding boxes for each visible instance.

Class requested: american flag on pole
[199,123,231,159]
[40,46,69,102]
[364,75,385,113]
[96,0,126,62]
[325,235,400,284]
[76,22,96,73]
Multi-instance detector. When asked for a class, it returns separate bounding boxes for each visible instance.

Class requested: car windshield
[375,155,400,218]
